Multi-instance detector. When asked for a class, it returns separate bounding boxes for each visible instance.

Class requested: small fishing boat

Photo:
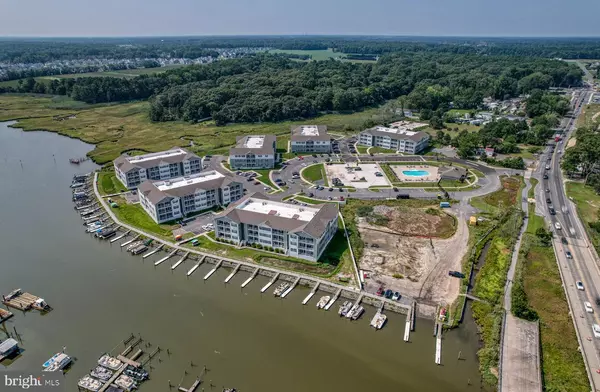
[370,312,387,330]
[43,352,72,372]
[316,295,330,309]
[338,301,352,317]
[273,282,290,297]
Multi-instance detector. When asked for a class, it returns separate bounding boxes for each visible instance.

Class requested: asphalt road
[535,88,600,391]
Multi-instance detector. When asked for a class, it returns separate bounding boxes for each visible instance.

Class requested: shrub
[392,273,404,279]
[356,206,374,217]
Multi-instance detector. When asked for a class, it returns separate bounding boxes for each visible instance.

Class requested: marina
[0,122,484,392]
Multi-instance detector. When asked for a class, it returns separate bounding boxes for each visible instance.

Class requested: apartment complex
[229,135,277,169]
[214,193,338,262]
[290,125,331,153]
[358,126,430,154]
[138,171,243,224]
[114,148,202,189]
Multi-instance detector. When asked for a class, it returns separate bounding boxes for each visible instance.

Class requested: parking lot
[324,163,390,189]
[173,212,216,236]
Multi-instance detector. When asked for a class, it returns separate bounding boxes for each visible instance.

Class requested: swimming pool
[402,170,430,177]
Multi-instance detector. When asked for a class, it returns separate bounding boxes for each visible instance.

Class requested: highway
[536,88,600,391]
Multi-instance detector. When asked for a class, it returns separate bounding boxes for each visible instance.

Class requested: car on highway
[545,188,550,193]
[545,165,551,170]
[593,324,600,338]
[565,250,573,259]
[543,173,548,179]
[546,198,552,203]
[549,207,556,215]
[585,301,594,313]
[328,188,333,191]
[561,237,568,245]
[555,222,562,230]
[576,281,585,291]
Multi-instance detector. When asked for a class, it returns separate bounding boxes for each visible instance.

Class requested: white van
[555,222,562,230]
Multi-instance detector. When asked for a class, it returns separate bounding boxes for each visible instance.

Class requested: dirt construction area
[325,163,390,189]
[358,205,469,307]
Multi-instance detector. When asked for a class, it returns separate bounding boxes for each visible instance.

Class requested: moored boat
[351,305,365,320]
[338,301,352,317]
[77,375,102,392]
[316,295,330,309]
[370,312,387,330]
[273,282,290,297]
[43,352,72,372]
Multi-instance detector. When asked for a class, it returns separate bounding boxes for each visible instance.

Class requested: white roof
[127,148,189,164]
[373,126,417,136]
[243,136,265,149]
[299,126,319,136]
[237,198,319,222]
[155,171,224,191]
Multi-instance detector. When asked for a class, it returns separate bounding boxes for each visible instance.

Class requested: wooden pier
[155,249,177,266]
[177,366,207,392]
[121,234,140,247]
[187,256,206,277]
[261,273,279,293]
[2,290,41,311]
[171,252,189,270]
[110,230,130,243]
[434,322,442,365]
[281,277,300,298]
[241,268,259,288]
[324,288,341,310]
[142,244,164,259]
[0,308,13,323]
[302,282,320,305]
[204,259,223,280]
[403,303,412,342]
[224,263,241,283]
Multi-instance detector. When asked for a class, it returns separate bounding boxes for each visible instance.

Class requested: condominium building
[290,125,331,153]
[114,148,202,189]
[138,171,243,224]
[214,193,338,262]
[229,135,277,169]
[358,126,430,154]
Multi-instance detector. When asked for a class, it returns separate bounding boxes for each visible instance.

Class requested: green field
[0,65,187,87]
[111,197,175,240]
[98,171,128,195]
[0,95,388,165]
[268,49,344,61]
[302,163,327,184]
[566,181,600,253]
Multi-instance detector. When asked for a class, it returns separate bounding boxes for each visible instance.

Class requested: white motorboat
[273,282,290,297]
[338,301,352,317]
[43,353,72,372]
[77,375,102,392]
[316,295,330,309]
[370,312,387,330]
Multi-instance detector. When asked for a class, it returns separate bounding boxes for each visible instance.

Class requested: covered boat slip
[0,338,19,361]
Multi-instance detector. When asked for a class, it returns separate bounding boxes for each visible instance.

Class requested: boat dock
[2,290,41,311]
[121,234,140,247]
[75,202,96,211]
[261,273,280,293]
[142,244,164,259]
[434,322,442,365]
[187,256,206,277]
[302,282,320,305]
[324,288,342,310]
[241,268,259,288]
[155,249,178,266]
[281,277,300,298]
[0,308,13,323]
[224,263,241,283]
[171,252,189,270]
[110,230,130,243]
[404,303,412,342]
[203,259,223,280]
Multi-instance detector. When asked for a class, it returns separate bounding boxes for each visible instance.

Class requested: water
[402,170,430,177]
[0,121,484,391]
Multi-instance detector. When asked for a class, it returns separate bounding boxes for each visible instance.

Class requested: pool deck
[391,164,439,183]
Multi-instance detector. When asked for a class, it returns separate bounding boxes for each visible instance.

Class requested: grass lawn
[111,198,174,240]
[98,171,128,195]
[294,195,339,205]
[0,95,387,165]
[471,176,522,215]
[566,181,600,253]
[369,146,396,154]
[267,49,345,61]
[577,103,600,128]
[528,177,538,199]
[301,163,327,184]
[423,123,481,139]
[356,145,369,154]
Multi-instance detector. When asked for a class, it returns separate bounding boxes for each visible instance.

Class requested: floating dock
[224,264,241,283]
[302,282,320,305]
[404,304,412,342]
[2,289,43,311]
[121,234,140,247]
[155,249,177,266]
[434,322,442,365]
[187,256,206,277]
[0,308,13,323]
[241,268,259,288]
[142,244,164,259]
[261,273,280,293]
[324,288,341,310]
[171,252,189,270]
[203,260,223,280]
[281,277,300,298]
[110,230,130,243]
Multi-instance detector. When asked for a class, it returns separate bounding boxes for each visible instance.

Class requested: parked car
[384,289,394,299]
[339,188,344,192]
[555,222,562,230]
[392,292,401,301]
[448,270,465,279]
[328,188,333,192]
[308,193,314,197]
[393,187,399,192]
[546,198,552,203]
[376,287,384,296]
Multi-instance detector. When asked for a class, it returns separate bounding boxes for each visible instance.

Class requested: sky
[1,0,599,37]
